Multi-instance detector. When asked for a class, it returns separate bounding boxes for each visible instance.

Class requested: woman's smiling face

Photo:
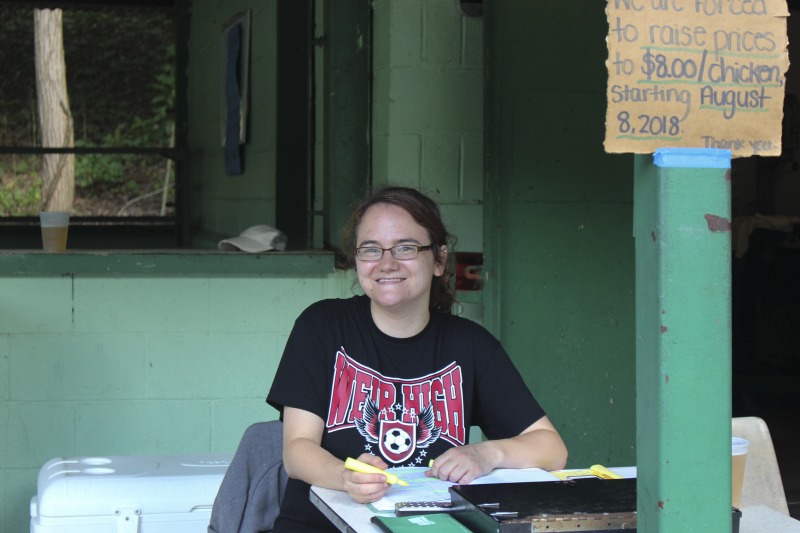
[356,203,445,314]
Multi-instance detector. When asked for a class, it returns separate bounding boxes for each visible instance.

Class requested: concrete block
[75,278,210,333]
[378,0,422,66]
[10,334,145,401]
[423,2,461,65]
[211,400,280,451]
[461,135,484,201]
[0,402,7,465]
[75,400,211,455]
[0,336,8,402]
[438,203,483,252]
[462,16,484,66]
[145,332,281,399]
[7,402,76,469]
[4,469,38,533]
[422,135,461,199]
[209,278,325,334]
[384,134,422,186]
[0,278,72,334]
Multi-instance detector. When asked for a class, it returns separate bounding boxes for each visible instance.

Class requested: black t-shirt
[267,295,546,532]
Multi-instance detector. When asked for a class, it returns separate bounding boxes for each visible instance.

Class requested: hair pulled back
[342,186,456,314]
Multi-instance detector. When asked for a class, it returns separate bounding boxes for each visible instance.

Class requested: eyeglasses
[355,244,434,262]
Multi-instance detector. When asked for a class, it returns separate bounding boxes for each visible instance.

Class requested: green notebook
[371,513,472,532]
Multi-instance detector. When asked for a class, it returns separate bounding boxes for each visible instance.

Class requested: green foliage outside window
[0,5,176,217]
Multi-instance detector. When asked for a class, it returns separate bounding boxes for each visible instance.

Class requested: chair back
[732,416,789,515]
[208,420,288,532]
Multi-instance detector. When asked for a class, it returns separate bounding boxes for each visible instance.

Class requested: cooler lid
[35,453,233,518]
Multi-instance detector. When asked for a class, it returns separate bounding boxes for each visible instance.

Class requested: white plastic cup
[39,211,70,252]
[732,437,750,509]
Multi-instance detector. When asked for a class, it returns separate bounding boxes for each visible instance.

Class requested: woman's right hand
[341,453,391,503]
[281,408,393,502]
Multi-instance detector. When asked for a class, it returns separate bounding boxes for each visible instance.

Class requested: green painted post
[633,149,732,532]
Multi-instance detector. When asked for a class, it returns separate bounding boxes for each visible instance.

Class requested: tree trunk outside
[34,8,75,212]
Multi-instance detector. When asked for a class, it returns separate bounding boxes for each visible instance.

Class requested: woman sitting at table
[267,186,568,532]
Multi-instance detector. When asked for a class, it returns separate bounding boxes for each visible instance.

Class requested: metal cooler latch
[115,507,141,533]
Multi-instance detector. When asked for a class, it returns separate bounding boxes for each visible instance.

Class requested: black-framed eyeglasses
[355,244,434,262]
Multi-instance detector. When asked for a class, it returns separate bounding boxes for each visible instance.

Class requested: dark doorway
[730,7,800,519]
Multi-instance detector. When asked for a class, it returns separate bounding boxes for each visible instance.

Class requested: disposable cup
[39,211,70,253]
[731,437,749,509]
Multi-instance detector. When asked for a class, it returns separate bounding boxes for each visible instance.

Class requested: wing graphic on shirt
[415,402,442,448]
[353,397,380,443]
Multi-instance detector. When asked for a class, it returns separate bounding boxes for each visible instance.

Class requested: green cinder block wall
[0,273,353,532]
[485,0,636,467]
[372,0,486,255]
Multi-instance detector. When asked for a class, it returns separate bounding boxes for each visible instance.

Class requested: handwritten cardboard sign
[605,0,789,157]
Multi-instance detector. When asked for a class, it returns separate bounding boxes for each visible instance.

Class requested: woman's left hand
[424,417,568,484]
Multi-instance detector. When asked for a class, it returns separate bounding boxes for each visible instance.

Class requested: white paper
[369,466,559,512]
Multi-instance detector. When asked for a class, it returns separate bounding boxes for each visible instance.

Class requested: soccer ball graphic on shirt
[382,428,412,454]
[356,399,440,462]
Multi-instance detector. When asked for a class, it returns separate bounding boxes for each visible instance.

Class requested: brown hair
[341,186,456,314]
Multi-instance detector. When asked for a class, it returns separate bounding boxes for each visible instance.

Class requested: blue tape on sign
[653,148,731,169]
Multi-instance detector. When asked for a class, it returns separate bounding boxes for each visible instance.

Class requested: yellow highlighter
[344,457,409,486]
[590,464,623,479]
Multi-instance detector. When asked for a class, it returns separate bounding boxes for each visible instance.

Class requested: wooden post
[633,148,732,532]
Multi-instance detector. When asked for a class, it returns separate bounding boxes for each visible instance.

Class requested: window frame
[0,0,187,250]
[0,0,370,275]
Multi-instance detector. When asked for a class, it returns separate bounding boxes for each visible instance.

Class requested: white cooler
[30,453,233,533]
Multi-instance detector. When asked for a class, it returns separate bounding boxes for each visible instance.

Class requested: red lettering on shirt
[326,349,465,446]
[440,366,465,443]
[327,351,355,426]
[400,381,430,424]
[327,349,398,429]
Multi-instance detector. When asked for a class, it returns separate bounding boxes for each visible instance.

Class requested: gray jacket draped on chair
[208,421,288,533]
